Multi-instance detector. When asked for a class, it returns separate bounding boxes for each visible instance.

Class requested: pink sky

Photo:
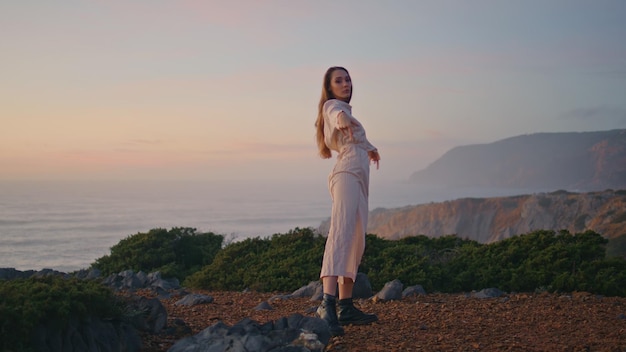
[1,1,625,182]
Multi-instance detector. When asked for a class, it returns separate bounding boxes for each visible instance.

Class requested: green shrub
[183,228,626,296]
[92,227,223,281]
[0,276,122,351]
[606,234,626,258]
[441,230,613,294]
[574,257,626,296]
[184,227,326,291]
[359,234,477,292]
[98,226,626,297]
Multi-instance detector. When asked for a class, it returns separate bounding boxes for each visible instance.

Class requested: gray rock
[0,267,36,280]
[148,271,181,291]
[374,279,404,301]
[291,281,321,298]
[269,294,293,302]
[175,293,214,306]
[86,268,101,280]
[353,272,374,299]
[311,283,324,301]
[167,314,329,352]
[33,268,68,278]
[402,284,427,297]
[128,296,167,333]
[123,272,143,290]
[73,268,101,280]
[135,271,149,287]
[254,301,274,311]
[472,287,505,298]
[102,270,181,292]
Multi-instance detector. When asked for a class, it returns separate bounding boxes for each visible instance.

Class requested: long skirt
[319,171,368,283]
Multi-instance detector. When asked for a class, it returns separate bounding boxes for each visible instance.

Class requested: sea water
[0,179,518,272]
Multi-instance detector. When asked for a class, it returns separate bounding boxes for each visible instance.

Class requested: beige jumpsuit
[319,99,377,282]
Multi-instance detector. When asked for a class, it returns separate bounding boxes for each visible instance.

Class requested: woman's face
[329,69,351,102]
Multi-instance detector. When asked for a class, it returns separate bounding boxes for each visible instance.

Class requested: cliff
[409,129,626,191]
[319,190,626,243]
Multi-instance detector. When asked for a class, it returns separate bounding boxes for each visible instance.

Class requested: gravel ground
[138,290,626,351]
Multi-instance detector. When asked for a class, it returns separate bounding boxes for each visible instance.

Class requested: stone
[254,301,274,311]
[175,293,214,306]
[374,279,404,302]
[353,272,374,299]
[128,296,167,333]
[472,288,505,299]
[291,281,321,298]
[402,284,427,297]
[167,313,329,352]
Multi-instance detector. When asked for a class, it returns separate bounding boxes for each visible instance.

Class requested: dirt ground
[138,290,626,351]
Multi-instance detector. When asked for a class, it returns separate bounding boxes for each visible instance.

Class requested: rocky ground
[138,290,626,352]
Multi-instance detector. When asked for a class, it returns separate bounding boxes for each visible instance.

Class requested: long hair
[315,66,352,159]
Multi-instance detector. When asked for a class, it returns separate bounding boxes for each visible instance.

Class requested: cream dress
[319,99,377,282]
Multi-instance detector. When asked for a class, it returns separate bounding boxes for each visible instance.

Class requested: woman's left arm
[368,149,380,169]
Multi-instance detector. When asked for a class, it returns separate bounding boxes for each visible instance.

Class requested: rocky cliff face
[319,190,626,243]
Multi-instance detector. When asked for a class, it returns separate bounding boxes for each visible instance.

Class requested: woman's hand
[368,150,380,169]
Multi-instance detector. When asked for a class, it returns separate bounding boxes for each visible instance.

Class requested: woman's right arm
[324,100,356,141]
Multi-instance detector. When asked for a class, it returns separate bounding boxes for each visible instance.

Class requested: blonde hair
[315,66,352,159]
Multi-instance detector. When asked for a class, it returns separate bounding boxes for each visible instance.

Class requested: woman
[314,66,380,336]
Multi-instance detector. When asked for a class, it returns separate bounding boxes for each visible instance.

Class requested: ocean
[0,179,519,272]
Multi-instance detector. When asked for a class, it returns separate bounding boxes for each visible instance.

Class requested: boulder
[127,296,168,334]
[402,284,427,297]
[254,301,274,311]
[167,313,330,352]
[374,279,404,302]
[175,293,214,306]
[472,287,505,298]
[291,281,321,298]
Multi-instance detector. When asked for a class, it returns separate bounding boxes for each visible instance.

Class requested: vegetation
[437,230,617,294]
[0,276,123,352]
[5,226,623,350]
[181,228,626,297]
[359,234,478,291]
[607,233,626,258]
[4,227,624,349]
[85,226,626,297]
[92,227,223,281]
[184,227,326,291]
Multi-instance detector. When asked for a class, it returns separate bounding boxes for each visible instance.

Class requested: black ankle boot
[338,298,378,326]
[316,294,345,336]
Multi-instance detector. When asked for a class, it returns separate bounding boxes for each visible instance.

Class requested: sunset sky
[2,0,625,183]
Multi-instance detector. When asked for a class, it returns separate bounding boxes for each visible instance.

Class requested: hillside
[319,189,626,243]
[409,129,626,191]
